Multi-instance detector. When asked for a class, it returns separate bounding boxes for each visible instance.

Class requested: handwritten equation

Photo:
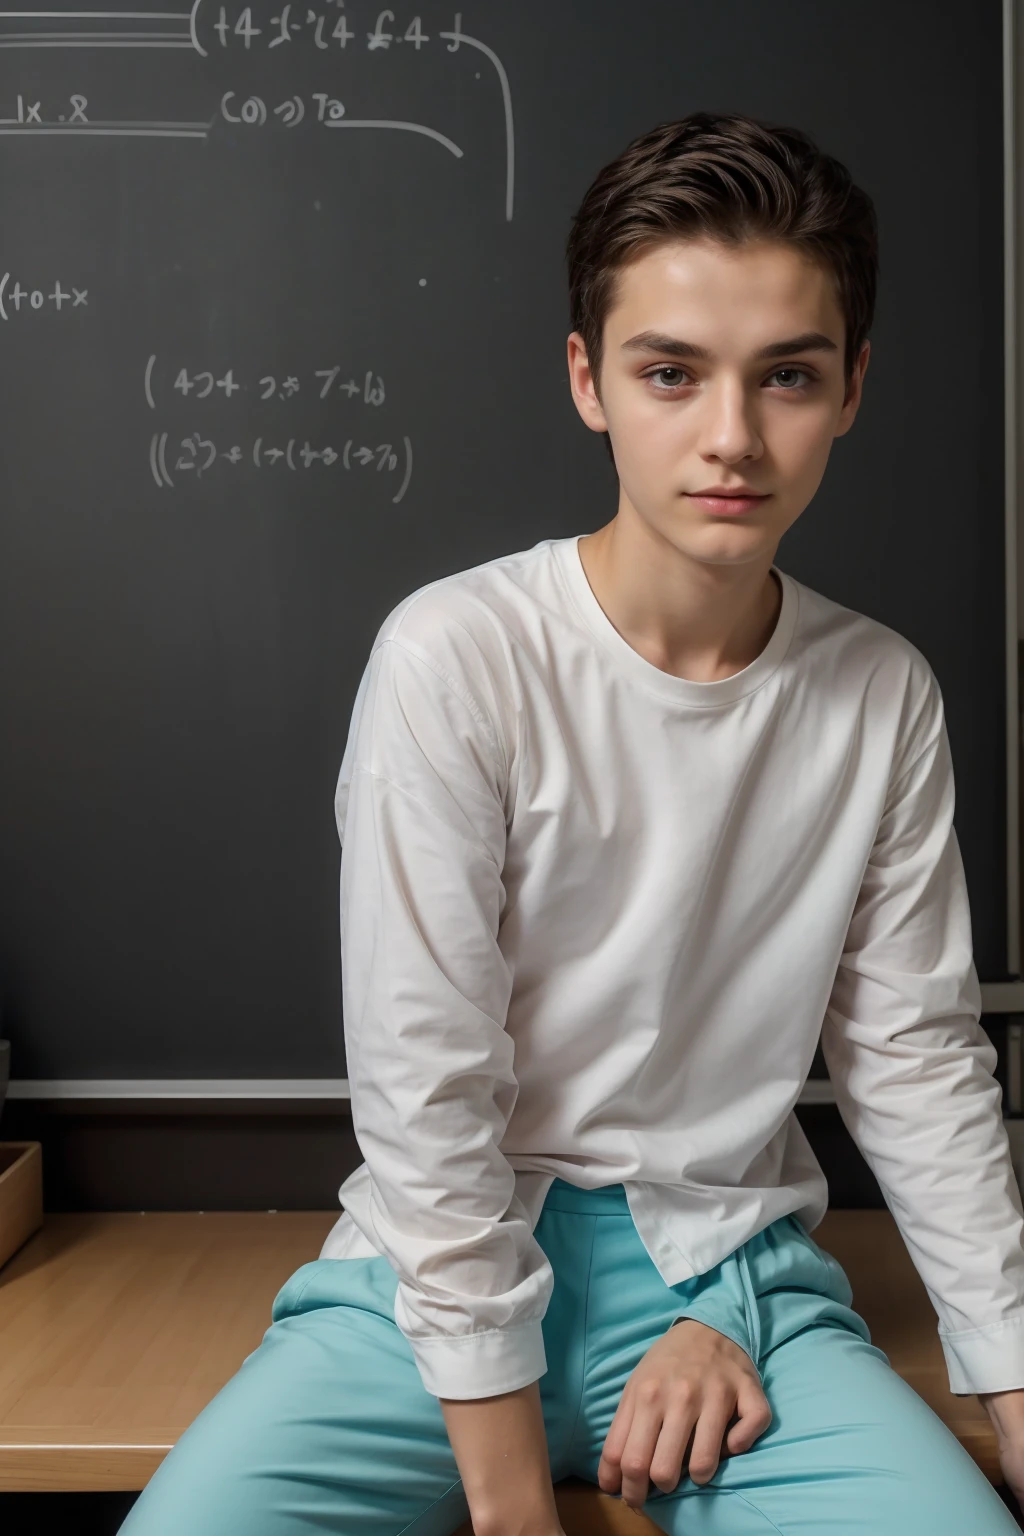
[149,428,414,502]
[0,8,515,218]
[0,93,211,139]
[9,92,86,122]
[0,8,479,56]
[0,272,88,317]
[216,92,461,160]
[145,355,386,407]
[210,6,435,52]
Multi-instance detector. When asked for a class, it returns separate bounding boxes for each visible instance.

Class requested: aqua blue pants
[117,1178,1019,1534]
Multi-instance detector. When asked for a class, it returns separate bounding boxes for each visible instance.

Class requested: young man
[119,113,1024,1536]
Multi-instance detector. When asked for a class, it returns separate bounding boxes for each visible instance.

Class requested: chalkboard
[0,0,1011,1081]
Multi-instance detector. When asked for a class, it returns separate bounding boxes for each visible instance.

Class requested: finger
[618,1386,676,1510]
[680,1389,734,1485]
[645,1401,699,1494]
[597,1393,635,1493]
[718,1408,740,1456]
[724,1375,772,1455]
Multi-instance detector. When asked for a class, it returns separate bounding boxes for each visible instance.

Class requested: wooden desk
[0,1211,329,1492]
[0,1207,1006,1535]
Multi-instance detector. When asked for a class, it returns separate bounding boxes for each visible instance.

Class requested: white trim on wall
[8,1075,841,1103]
[8,992,1023,1106]
[6,1078,352,1100]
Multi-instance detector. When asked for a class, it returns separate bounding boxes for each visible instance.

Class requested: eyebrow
[619,329,839,362]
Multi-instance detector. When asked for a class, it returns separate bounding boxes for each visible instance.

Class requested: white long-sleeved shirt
[319,532,1024,1402]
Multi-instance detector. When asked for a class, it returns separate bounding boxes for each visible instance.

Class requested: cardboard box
[0,1142,43,1270]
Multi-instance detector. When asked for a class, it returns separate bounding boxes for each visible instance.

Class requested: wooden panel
[0,1100,886,1214]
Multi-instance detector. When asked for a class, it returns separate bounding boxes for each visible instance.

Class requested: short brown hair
[566,112,878,459]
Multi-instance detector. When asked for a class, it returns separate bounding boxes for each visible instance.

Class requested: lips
[685,492,770,516]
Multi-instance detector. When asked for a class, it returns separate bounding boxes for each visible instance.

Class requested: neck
[577,515,782,684]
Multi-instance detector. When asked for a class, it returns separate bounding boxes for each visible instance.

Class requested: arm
[338,631,560,1533]
[819,668,1024,1401]
[441,1385,564,1536]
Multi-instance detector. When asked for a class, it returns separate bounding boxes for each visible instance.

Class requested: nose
[697,375,763,464]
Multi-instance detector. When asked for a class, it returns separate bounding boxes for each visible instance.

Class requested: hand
[978,1388,1024,1514]
[597,1318,771,1512]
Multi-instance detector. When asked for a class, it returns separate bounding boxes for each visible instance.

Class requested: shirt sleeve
[336,632,554,1401]
[819,670,1024,1396]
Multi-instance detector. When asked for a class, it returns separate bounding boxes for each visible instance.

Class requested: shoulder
[367,542,551,757]
[790,574,942,777]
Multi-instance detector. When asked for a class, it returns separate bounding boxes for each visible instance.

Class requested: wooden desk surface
[0,1211,333,1491]
[0,1208,1002,1493]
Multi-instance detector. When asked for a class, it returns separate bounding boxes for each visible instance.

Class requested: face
[567,236,869,568]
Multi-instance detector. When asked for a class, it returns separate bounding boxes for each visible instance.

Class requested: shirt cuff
[940,1316,1024,1395]
[406,1318,548,1401]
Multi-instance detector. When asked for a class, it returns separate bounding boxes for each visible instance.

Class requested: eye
[767,366,813,390]
[644,366,691,390]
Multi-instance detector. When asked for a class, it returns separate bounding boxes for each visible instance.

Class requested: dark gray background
[0,0,1008,1078]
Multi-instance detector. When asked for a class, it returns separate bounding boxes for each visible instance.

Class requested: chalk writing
[0,272,87,318]
[0,9,195,50]
[218,90,464,157]
[0,91,210,136]
[211,7,440,52]
[11,91,87,121]
[213,4,356,49]
[0,7,514,217]
[149,429,414,502]
[144,355,387,407]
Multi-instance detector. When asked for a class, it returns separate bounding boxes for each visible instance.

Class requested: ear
[567,331,610,434]
[834,339,871,438]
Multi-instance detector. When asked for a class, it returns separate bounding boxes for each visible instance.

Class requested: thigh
[564,1207,1020,1536]
[646,1324,1021,1536]
[116,1256,472,1536]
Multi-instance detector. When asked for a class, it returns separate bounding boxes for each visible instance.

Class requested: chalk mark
[323,118,463,158]
[439,19,514,220]
[0,37,193,45]
[0,30,188,37]
[0,117,208,126]
[0,10,190,15]
[189,0,205,56]
[0,124,208,136]
[393,435,413,503]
